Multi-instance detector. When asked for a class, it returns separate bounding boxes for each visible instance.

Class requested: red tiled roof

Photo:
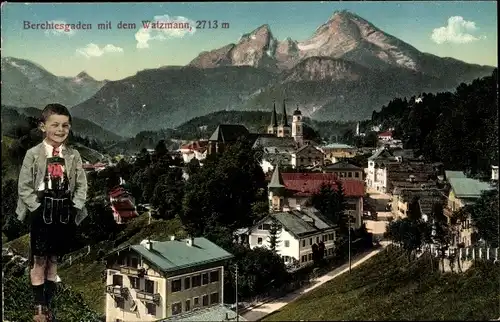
[281,173,365,197]
[378,131,393,137]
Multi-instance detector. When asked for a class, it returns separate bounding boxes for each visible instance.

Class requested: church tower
[277,99,291,138]
[268,164,286,212]
[267,101,278,135]
[292,105,303,146]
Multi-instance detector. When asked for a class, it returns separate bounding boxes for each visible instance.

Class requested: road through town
[242,243,389,321]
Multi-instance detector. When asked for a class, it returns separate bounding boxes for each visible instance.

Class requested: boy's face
[40,113,71,146]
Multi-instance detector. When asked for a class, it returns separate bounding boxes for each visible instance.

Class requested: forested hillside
[372,69,498,178]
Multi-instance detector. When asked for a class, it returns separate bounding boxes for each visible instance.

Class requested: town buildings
[267,165,365,228]
[104,237,234,321]
[322,161,364,181]
[109,185,139,224]
[179,140,208,163]
[319,143,357,164]
[243,207,337,269]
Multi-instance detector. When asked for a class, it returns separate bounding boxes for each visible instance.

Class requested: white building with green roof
[104,237,234,322]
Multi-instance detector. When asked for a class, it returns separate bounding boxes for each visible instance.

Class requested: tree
[429,202,452,272]
[386,218,430,261]
[309,181,348,236]
[466,189,499,247]
[267,218,281,253]
[181,139,267,236]
[185,158,201,177]
[151,168,185,220]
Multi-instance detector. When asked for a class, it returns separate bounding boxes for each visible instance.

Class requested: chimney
[186,237,194,247]
[170,235,175,241]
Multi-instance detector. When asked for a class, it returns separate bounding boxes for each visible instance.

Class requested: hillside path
[242,242,389,321]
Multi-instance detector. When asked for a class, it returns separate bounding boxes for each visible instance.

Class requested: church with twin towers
[267,99,304,146]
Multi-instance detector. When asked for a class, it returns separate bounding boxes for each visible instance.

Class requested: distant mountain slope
[9,10,496,135]
[2,106,123,142]
[1,57,106,108]
[71,66,275,136]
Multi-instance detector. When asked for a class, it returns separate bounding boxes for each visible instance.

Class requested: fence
[427,245,499,262]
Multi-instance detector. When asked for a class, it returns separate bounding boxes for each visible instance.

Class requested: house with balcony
[265,165,365,229]
[104,237,234,322]
[322,161,364,181]
[291,143,325,169]
[443,173,495,246]
[242,207,337,269]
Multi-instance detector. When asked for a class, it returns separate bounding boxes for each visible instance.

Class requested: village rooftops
[252,135,297,149]
[208,124,249,142]
[158,304,246,321]
[280,172,365,197]
[323,161,362,170]
[448,177,495,199]
[444,170,467,180]
[113,237,233,274]
[320,143,355,149]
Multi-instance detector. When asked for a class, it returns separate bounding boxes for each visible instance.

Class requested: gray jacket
[16,142,88,225]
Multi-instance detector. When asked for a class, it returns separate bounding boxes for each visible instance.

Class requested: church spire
[280,98,289,127]
[268,163,285,189]
[270,101,278,128]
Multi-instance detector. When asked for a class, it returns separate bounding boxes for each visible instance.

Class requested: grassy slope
[6,215,187,314]
[264,246,500,321]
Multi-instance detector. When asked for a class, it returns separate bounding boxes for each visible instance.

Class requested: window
[301,255,306,262]
[309,238,312,245]
[171,302,181,316]
[146,302,157,315]
[348,172,352,177]
[302,240,306,247]
[210,271,219,283]
[129,276,139,289]
[171,279,181,293]
[184,277,191,289]
[145,279,155,293]
[202,295,209,306]
[308,253,312,261]
[193,297,199,307]
[115,297,124,309]
[202,273,209,285]
[130,257,139,268]
[210,292,219,304]
[316,237,319,244]
[259,223,271,230]
[284,240,290,247]
[355,172,360,178]
[328,233,334,240]
[257,237,263,245]
[112,275,123,286]
[192,275,201,287]
[322,235,326,242]
[185,299,191,312]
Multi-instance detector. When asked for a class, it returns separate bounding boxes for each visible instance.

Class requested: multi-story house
[322,161,364,181]
[104,237,233,322]
[266,165,365,229]
[319,143,357,163]
[243,207,337,268]
[391,187,445,220]
[109,185,139,224]
[443,173,495,246]
[291,143,325,169]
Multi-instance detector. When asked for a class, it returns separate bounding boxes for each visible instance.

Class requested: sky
[1,1,497,81]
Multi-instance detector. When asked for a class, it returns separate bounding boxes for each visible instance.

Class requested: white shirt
[37,140,66,191]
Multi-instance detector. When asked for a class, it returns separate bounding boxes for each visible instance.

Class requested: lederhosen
[30,155,76,266]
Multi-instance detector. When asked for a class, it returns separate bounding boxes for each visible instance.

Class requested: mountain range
[1,57,106,108]
[2,10,495,137]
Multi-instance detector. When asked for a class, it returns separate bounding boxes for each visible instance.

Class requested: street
[241,189,393,321]
[364,188,393,240]
[242,243,389,321]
